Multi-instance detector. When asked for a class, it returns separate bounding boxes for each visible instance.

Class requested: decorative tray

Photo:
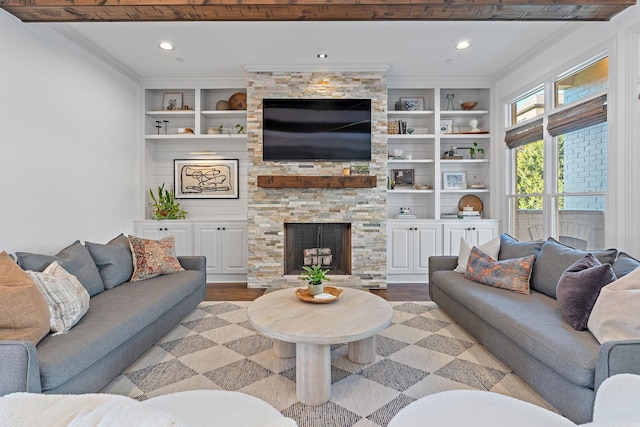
[295,286,344,304]
[458,194,483,213]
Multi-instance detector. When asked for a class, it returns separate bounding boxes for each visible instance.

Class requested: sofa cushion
[454,237,500,274]
[129,235,184,282]
[16,241,105,297]
[27,262,90,335]
[86,234,133,289]
[431,270,601,387]
[0,252,50,345]
[588,267,640,344]
[532,238,618,299]
[465,246,535,295]
[35,269,204,391]
[612,252,640,279]
[498,233,544,261]
[556,254,617,331]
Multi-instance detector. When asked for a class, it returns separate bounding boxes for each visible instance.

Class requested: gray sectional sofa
[429,235,640,424]
[0,238,206,396]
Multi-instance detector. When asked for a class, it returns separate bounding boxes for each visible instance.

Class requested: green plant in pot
[149,184,187,220]
[300,265,330,296]
[469,141,485,159]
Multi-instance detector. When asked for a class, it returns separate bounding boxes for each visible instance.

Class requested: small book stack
[458,210,481,219]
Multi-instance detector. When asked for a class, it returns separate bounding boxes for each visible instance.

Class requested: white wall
[493,5,640,255]
[0,11,140,254]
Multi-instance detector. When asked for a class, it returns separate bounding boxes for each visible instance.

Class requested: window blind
[547,94,607,136]
[504,118,543,149]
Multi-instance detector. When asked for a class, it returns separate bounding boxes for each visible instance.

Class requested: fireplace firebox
[284,223,351,276]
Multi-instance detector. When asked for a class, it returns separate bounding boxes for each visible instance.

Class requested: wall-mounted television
[262,98,372,161]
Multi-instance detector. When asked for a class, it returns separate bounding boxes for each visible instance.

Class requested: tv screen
[262,98,372,161]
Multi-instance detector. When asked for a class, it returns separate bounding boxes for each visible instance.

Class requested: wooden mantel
[257,175,376,189]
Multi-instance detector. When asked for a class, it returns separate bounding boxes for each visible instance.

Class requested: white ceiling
[56,20,581,81]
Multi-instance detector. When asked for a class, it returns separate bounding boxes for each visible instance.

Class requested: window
[511,87,544,125]
[506,56,608,249]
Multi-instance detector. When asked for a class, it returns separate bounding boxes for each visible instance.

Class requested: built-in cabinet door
[443,221,499,256]
[134,221,192,256]
[193,223,223,274]
[414,224,442,274]
[387,224,413,274]
[220,224,248,274]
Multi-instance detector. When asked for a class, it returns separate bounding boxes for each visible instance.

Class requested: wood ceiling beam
[0,0,635,22]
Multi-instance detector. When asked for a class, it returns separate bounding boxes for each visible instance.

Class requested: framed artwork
[174,159,239,199]
[400,97,425,111]
[443,172,467,190]
[440,119,453,134]
[163,92,183,110]
[392,169,415,186]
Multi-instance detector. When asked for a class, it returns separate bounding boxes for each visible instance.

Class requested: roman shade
[504,118,543,149]
[547,94,607,136]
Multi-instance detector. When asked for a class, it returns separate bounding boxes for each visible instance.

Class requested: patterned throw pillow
[128,235,184,282]
[27,262,90,335]
[465,246,535,295]
[454,237,501,273]
[556,254,617,331]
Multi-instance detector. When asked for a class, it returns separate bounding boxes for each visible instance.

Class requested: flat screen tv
[262,98,372,161]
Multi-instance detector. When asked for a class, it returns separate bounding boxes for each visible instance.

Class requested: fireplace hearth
[284,223,351,276]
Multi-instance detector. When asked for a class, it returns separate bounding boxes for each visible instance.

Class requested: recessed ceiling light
[159,42,175,51]
[456,41,471,50]
[317,52,328,59]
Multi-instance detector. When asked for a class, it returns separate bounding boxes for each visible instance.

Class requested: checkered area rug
[102,301,555,427]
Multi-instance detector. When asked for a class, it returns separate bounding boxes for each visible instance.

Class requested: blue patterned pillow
[465,246,535,295]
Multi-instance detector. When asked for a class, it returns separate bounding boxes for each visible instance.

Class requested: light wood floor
[205,283,430,302]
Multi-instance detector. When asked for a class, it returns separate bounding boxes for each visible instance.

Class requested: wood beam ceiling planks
[0,0,635,23]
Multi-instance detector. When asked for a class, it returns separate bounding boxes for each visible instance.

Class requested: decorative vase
[307,283,324,296]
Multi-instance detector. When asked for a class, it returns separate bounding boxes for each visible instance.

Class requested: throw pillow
[498,233,544,260]
[588,267,640,343]
[128,235,183,282]
[465,246,535,295]
[16,241,105,296]
[0,251,50,345]
[454,236,500,273]
[86,234,134,289]
[556,254,617,331]
[612,252,640,279]
[27,262,90,335]
[532,238,618,299]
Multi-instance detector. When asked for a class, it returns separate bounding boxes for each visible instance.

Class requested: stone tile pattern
[103,301,556,427]
[245,72,388,289]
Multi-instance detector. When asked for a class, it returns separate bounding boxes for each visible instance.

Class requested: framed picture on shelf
[174,159,239,199]
[400,97,425,111]
[163,92,183,110]
[440,119,453,134]
[392,169,415,186]
[443,172,467,190]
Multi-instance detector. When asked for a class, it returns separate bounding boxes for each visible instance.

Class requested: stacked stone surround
[246,71,387,288]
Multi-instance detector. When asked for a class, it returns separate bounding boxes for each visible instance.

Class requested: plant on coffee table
[300,265,330,296]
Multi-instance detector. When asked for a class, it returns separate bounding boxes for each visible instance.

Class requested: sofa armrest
[0,341,42,395]
[178,256,206,273]
[428,256,458,284]
[595,339,640,391]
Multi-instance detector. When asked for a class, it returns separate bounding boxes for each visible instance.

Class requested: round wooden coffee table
[247,287,393,406]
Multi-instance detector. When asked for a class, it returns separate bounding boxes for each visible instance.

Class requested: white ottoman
[144,390,297,427]
[388,390,576,427]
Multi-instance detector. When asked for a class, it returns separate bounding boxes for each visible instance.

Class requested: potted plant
[300,264,330,296]
[469,141,485,159]
[149,184,187,220]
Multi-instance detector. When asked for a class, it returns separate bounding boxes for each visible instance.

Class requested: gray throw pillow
[532,238,618,299]
[16,240,105,297]
[85,234,134,289]
[612,252,640,279]
[556,253,617,330]
[498,233,544,260]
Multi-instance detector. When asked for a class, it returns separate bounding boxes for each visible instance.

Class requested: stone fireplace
[246,70,388,288]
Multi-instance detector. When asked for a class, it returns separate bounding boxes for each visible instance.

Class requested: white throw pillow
[454,236,501,273]
[27,262,90,335]
[588,267,640,343]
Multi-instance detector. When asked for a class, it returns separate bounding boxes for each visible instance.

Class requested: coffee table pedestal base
[273,339,296,358]
[347,336,376,364]
[296,343,331,406]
